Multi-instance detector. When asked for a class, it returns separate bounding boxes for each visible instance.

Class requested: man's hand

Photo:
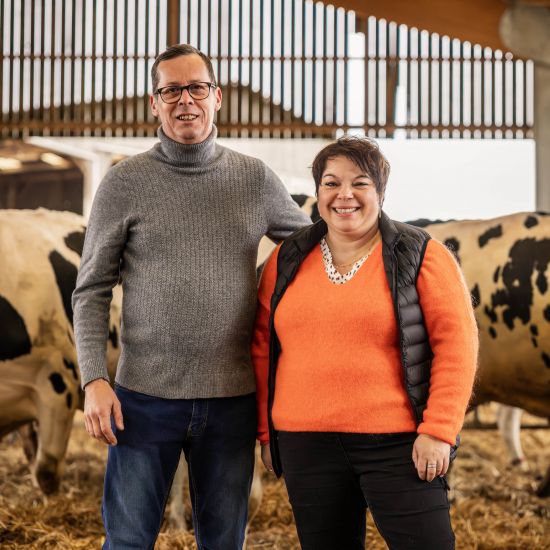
[84,379,124,446]
[261,443,274,474]
[412,433,451,482]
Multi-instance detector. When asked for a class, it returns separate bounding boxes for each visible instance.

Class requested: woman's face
[317,155,381,240]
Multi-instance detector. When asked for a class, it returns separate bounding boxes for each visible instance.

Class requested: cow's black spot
[66,393,73,409]
[0,296,32,360]
[64,229,86,256]
[490,238,550,330]
[49,373,67,394]
[109,326,119,349]
[489,327,497,339]
[532,337,538,348]
[530,325,539,336]
[493,266,500,283]
[542,352,550,368]
[407,218,453,228]
[478,224,503,248]
[524,215,538,229]
[49,251,78,326]
[444,238,461,264]
[291,194,308,208]
[471,284,480,308]
[544,305,550,323]
[63,358,78,381]
[484,305,497,324]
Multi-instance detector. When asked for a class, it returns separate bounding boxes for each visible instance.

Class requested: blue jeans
[102,385,256,550]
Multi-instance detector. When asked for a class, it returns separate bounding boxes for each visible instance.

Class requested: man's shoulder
[215,144,266,172]
[107,149,156,181]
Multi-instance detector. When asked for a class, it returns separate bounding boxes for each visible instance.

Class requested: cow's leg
[168,452,189,531]
[31,398,75,494]
[496,405,529,471]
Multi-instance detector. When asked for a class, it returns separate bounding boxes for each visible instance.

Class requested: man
[72,44,310,549]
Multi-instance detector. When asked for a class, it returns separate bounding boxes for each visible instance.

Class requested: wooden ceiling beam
[326,0,508,51]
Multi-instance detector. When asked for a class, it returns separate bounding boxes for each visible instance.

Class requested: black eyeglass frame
[154,82,217,103]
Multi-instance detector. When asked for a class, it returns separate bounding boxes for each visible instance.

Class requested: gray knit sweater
[72,126,310,398]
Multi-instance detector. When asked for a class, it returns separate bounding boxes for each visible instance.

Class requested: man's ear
[150,94,159,117]
[214,86,222,112]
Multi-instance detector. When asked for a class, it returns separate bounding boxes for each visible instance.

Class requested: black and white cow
[0,208,122,494]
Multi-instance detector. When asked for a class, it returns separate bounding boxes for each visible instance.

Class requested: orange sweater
[252,238,478,446]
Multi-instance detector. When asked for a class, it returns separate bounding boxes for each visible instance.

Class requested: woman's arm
[251,245,281,446]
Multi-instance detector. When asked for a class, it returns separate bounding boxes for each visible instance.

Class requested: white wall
[27,136,536,222]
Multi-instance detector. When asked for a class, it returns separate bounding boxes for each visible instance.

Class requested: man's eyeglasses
[155,82,216,103]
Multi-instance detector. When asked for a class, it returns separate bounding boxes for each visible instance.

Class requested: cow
[417,212,550,495]
[0,208,122,494]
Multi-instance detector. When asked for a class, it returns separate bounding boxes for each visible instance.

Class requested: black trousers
[278,431,455,550]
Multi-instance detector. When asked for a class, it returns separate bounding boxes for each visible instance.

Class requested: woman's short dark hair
[311,136,390,198]
[151,44,217,93]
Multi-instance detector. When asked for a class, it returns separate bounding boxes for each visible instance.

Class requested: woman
[252,136,477,550]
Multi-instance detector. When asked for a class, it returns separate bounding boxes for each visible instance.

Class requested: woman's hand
[261,443,275,474]
[412,433,451,481]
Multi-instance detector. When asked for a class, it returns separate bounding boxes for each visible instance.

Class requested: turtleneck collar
[157,124,218,166]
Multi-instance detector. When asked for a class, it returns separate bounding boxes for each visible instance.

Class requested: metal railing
[0,0,534,139]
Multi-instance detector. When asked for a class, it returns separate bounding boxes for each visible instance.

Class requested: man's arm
[72,170,134,445]
[262,165,311,241]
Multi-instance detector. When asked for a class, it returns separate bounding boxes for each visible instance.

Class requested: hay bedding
[0,410,548,550]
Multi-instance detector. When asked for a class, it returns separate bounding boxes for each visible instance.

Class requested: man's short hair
[151,44,217,93]
[311,136,390,198]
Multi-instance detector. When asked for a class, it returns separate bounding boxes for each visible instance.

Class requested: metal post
[167,0,180,46]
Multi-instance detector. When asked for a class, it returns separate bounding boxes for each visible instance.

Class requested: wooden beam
[326,0,507,51]
[167,0,180,47]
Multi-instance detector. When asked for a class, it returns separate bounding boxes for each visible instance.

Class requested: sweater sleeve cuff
[417,423,457,447]
[79,357,111,390]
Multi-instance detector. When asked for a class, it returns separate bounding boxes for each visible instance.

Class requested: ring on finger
[427,463,437,469]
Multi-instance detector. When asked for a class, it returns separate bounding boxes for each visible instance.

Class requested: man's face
[150,54,222,144]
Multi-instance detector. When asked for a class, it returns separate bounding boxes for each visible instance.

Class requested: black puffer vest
[267,211,459,477]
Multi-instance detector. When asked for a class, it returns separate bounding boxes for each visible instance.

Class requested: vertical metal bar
[80,0,86,133]
[322,2,326,130]
[70,0,76,133]
[290,0,295,136]
[208,0,212,55]
[494,49,497,133]
[512,56,516,137]
[217,0,222,98]
[312,1,316,128]
[50,0,56,134]
[228,0,233,130]
[449,38,453,133]
[155,0,160,55]
[459,41,464,137]
[133,0,138,136]
[522,59,527,131]
[344,10,349,129]
[60,0,66,133]
[281,0,286,135]
[29,0,36,135]
[471,43,475,133]
[269,0,274,135]
[333,6,337,127]
[8,0,14,133]
[407,27,412,135]
[375,19,380,133]
[40,0,46,125]
[102,0,108,134]
[123,0,128,135]
[18,0,25,133]
[437,34,442,133]
[481,47,485,137]
[301,0,306,135]
[502,53,506,131]
[91,0,97,133]
[198,0,202,47]
[113,0,118,133]
[0,0,5,136]
[238,0,243,134]
[248,0,253,134]
[187,0,191,43]
[143,0,150,133]
[427,32,432,135]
